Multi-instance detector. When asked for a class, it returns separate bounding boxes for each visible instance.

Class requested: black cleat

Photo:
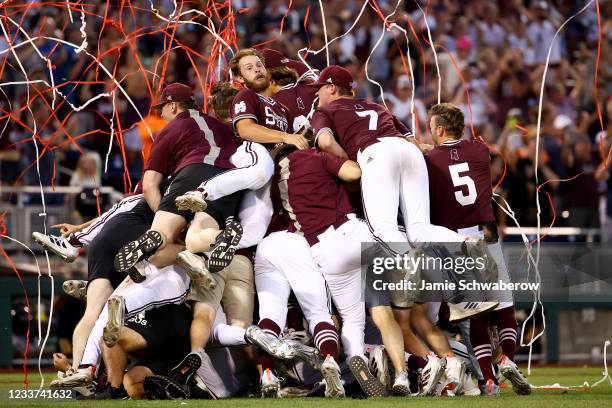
[169,352,202,386]
[208,217,243,273]
[144,375,188,399]
[349,355,387,397]
[114,230,163,277]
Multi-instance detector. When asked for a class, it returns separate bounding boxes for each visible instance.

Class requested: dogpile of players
[33,47,532,400]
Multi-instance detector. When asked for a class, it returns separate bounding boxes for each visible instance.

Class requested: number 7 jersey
[425,139,495,231]
[311,98,412,161]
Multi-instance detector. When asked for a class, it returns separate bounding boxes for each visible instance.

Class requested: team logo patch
[450,149,459,161]
[297,97,305,110]
[234,101,247,114]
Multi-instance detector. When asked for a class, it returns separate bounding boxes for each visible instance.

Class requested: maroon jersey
[311,98,412,161]
[146,110,236,177]
[272,83,318,132]
[272,149,354,245]
[425,139,495,231]
[231,88,292,148]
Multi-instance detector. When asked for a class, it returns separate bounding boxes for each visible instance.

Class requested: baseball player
[114,83,242,281]
[425,103,529,396]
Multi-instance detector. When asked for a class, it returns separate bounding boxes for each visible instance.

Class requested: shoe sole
[321,363,346,398]
[349,356,387,397]
[49,373,93,388]
[177,252,216,290]
[208,220,243,273]
[103,296,125,347]
[175,195,207,213]
[32,232,76,263]
[62,280,87,300]
[261,383,280,398]
[114,230,163,276]
[169,353,202,386]
[500,366,531,395]
[449,302,499,322]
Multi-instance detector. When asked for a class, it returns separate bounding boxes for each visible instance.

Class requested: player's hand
[53,353,71,372]
[283,133,310,150]
[51,223,81,237]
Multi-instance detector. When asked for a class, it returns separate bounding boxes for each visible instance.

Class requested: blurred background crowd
[0,0,611,233]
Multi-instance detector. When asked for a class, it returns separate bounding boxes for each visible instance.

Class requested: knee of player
[123,368,149,398]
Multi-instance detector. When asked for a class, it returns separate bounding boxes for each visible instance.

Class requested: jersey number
[356,110,378,130]
[448,163,477,206]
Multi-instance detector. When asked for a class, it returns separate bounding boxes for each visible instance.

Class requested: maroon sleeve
[320,151,347,177]
[311,109,335,146]
[145,128,172,175]
[232,89,260,128]
[393,115,413,137]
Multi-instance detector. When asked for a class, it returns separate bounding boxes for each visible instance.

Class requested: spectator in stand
[385,74,427,137]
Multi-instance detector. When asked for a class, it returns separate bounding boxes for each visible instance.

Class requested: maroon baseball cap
[309,65,356,89]
[261,47,310,76]
[151,83,195,109]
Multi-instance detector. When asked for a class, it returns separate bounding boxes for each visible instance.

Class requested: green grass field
[1,367,611,407]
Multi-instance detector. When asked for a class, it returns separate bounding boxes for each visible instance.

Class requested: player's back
[425,139,495,231]
[315,98,408,160]
[273,83,317,133]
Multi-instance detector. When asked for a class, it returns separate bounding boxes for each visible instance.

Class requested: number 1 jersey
[425,139,495,231]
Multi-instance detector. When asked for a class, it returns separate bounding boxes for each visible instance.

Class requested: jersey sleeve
[145,128,172,175]
[320,151,347,177]
[392,114,413,137]
[311,109,335,146]
[231,90,259,128]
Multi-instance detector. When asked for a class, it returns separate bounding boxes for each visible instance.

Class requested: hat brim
[151,101,167,110]
[306,81,327,88]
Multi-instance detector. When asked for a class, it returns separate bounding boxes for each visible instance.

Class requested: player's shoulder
[234,87,256,99]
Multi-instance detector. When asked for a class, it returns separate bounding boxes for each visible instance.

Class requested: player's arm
[142,170,164,212]
[338,160,361,182]
[235,118,308,149]
[317,130,349,159]
[51,219,95,237]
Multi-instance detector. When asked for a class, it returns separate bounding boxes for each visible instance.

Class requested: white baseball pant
[254,231,334,334]
[311,216,371,360]
[80,265,190,366]
[73,194,143,246]
[357,138,463,250]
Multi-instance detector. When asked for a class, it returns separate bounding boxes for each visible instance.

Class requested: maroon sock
[407,354,427,371]
[470,315,496,383]
[493,307,518,360]
[286,296,305,332]
[256,319,281,372]
[68,235,83,248]
[313,321,339,360]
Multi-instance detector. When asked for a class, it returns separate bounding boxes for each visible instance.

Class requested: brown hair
[269,66,298,86]
[177,100,200,111]
[337,86,355,97]
[210,82,238,120]
[229,48,265,77]
[429,103,464,138]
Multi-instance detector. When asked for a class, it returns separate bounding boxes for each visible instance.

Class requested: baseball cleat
[260,369,281,398]
[175,189,208,213]
[462,373,481,396]
[50,365,95,388]
[444,356,466,396]
[286,339,323,369]
[349,355,387,397]
[499,355,531,395]
[245,326,294,359]
[392,370,411,396]
[62,280,87,300]
[169,352,202,386]
[480,379,500,396]
[419,353,446,396]
[32,232,79,263]
[127,260,148,284]
[190,373,217,399]
[368,345,391,389]
[103,296,125,347]
[448,301,498,322]
[114,230,163,276]
[321,356,345,398]
[177,250,216,290]
[208,217,243,273]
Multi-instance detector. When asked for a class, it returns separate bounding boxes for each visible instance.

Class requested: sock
[470,315,496,383]
[313,321,339,360]
[494,307,517,360]
[286,296,305,332]
[257,319,282,372]
[108,386,121,399]
[68,235,83,248]
[406,354,427,371]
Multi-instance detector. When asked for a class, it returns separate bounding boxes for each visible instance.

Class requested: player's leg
[184,212,221,253]
[101,326,148,398]
[369,306,408,390]
[236,183,273,249]
[220,254,255,329]
[123,366,153,399]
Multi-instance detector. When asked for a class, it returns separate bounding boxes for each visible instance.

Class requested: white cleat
[499,355,531,395]
[245,326,294,359]
[419,353,446,396]
[392,370,411,396]
[50,366,95,388]
[321,356,345,398]
[175,189,208,213]
[445,356,466,395]
[261,369,281,398]
[177,250,216,290]
[462,373,481,396]
[103,296,125,347]
[32,232,79,263]
[368,345,390,389]
[62,280,87,300]
[448,302,498,322]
